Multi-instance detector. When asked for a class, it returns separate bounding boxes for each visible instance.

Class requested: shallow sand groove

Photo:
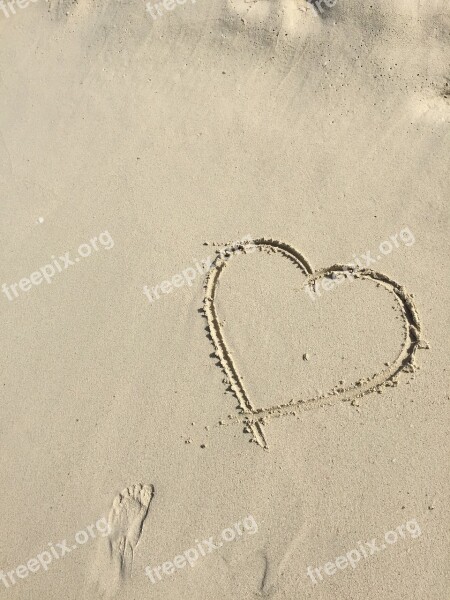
[203,238,426,450]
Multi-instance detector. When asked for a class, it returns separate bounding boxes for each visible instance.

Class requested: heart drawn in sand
[203,238,425,450]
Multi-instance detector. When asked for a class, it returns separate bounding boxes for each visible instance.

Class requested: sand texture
[0,0,449,598]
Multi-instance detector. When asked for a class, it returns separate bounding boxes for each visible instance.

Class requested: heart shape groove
[203,238,425,450]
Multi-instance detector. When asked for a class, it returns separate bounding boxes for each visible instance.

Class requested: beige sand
[0,0,449,598]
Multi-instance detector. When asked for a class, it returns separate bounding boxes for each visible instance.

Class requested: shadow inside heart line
[203,238,427,450]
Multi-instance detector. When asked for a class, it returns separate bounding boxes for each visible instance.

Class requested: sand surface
[0,0,449,598]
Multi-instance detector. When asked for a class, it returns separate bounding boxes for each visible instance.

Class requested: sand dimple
[226,0,316,34]
[48,0,78,20]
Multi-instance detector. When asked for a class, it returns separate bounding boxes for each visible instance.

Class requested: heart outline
[203,238,424,450]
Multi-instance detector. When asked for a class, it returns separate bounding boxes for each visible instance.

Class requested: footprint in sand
[108,483,154,575]
[92,483,154,598]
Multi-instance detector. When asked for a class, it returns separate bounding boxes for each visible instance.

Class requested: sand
[0,0,449,598]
